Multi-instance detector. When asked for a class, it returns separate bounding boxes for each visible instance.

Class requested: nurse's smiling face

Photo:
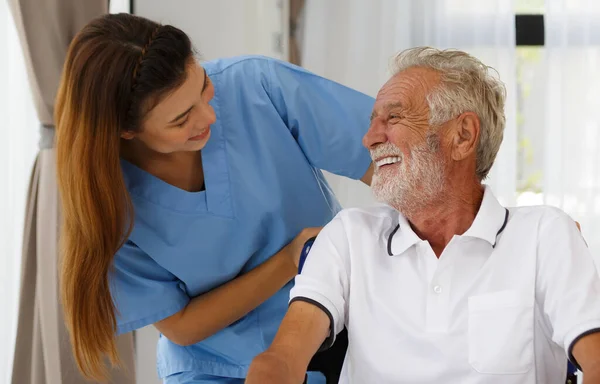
[122,61,216,153]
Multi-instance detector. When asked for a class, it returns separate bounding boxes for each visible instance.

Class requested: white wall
[135,0,288,61]
[1,3,40,382]
[131,1,288,383]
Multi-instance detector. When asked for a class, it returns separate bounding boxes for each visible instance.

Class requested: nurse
[55,13,373,384]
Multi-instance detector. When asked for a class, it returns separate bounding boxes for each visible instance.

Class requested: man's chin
[372,186,440,216]
[371,184,405,207]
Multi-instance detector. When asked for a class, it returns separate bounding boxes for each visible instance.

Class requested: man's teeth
[375,157,401,167]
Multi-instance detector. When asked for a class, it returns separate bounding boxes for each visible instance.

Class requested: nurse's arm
[360,163,374,186]
[246,301,330,384]
[154,247,298,346]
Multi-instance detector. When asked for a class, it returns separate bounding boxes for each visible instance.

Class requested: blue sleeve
[266,58,374,179]
[110,240,190,334]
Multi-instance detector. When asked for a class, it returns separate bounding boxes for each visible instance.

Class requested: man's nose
[363,119,387,149]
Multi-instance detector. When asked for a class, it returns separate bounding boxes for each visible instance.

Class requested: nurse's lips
[189,127,210,141]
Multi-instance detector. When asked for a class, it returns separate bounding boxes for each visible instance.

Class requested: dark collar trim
[387,224,400,256]
[387,208,510,256]
[492,208,510,248]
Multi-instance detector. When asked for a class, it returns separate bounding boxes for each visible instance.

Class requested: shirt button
[433,285,442,294]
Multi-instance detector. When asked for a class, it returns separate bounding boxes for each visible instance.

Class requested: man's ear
[450,112,480,161]
[121,131,135,140]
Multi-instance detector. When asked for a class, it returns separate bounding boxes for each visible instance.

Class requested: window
[515,0,546,205]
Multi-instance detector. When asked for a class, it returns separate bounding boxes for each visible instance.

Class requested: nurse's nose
[203,103,216,126]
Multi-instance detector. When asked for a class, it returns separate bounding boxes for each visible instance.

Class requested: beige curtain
[288,0,305,65]
[8,1,136,383]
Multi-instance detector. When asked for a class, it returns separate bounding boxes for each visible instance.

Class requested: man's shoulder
[509,204,572,225]
[507,205,581,243]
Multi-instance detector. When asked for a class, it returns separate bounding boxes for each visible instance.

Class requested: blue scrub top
[110,56,374,380]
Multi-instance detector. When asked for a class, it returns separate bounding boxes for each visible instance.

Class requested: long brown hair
[55,13,193,381]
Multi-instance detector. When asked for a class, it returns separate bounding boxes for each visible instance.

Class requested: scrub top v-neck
[110,55,375,380]
[121,138,230,216]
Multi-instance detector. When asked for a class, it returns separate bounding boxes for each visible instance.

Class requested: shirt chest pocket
[468,289,534,374]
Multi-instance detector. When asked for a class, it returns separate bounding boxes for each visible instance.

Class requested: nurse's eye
[177,118,189,128]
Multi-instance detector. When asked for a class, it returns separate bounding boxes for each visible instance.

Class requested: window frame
[516,14,544,46]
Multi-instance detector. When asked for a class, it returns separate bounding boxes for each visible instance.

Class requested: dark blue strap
[298,237,317,273]
[566,361,578,384]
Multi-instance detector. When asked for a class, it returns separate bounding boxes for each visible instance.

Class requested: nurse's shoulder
[203,55,301,76]
[202,54,317,92]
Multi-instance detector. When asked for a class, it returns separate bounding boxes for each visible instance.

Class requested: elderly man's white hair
[390,47,507,181]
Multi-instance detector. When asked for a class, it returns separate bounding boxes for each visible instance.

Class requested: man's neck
[406,180,484,257]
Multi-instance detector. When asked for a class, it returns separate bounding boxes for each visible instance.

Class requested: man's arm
[246,301,330,384]
[572,333,600,383]
[534,209,600,383]
[247,214,352,383]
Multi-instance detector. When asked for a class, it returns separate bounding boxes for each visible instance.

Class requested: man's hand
[246,351,298,384]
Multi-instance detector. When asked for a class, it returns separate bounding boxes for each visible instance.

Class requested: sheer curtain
[301,0,517,209]
[0,1,39,382]
[545,0,600,256]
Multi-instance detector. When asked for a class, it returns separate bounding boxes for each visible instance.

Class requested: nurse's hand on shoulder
[283,227,322,269]
[154,226,322,347]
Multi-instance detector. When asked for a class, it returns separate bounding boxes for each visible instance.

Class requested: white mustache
[370,142,403,161]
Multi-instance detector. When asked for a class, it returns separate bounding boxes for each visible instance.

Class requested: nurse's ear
[121,131,136,140]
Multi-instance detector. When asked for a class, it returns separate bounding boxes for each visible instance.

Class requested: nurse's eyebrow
[201,68,209,93]
[168,68,208,124]
[168,106,194,124]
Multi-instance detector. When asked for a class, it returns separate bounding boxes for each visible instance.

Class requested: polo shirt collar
[387,214,422,256]
[461,185,508,247]
[387,185,509,256]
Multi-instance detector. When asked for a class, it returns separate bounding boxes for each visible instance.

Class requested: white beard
[371,138,446,216]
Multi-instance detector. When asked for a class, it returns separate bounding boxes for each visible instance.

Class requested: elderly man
[245,47,600,384]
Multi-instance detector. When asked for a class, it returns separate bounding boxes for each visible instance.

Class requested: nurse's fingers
[299,227,323,240]
[286,227,324,268]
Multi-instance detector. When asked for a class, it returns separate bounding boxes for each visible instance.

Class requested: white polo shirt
[290,186,600,384]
